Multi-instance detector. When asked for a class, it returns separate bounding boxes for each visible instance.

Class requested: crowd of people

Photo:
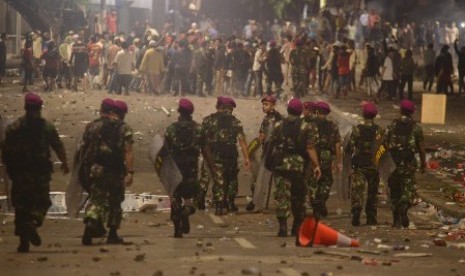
[8,6,465,103]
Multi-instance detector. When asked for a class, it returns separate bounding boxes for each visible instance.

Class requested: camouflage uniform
[201,110,245,212]
[193,46,214,96]
[348,120,384,225]
[1,117,65,247]
[270,115,319,224]
[385,115,424,227]
[165,116,202,237]
[82,117,133,243]
[309,117,341,217]
[289,48,310,98]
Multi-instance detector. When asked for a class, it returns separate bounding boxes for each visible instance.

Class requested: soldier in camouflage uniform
[310,102,341,218]
[192,41,214,97]
[1,93,70,253]
[385,100,425,228]
[246,95,283,211]
[347,103,384,226]
[201,97,250,216]
[81,98,134,245]
[164,98,203,238]
[269,98,321,237]
[289,39,310,98]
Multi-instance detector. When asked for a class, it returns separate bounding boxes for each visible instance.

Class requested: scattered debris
[393,253,433,257]
[134,253,146,262]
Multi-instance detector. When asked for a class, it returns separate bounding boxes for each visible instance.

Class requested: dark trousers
[399,74,413,100]
[423,64,435,91]
[116,74,132,94]
[378,80,396,99]
[173,67,189,95]
[458,70,465,95]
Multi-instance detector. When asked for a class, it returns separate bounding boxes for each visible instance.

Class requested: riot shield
[341,131,352,201]
[252,158,273,210]
[149,135,183,197]
[0,118,13,212]
[65,135,87,218]
[372,136,396,195]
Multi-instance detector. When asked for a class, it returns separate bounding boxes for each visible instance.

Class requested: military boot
[392,208,401,228]
[107,227,124,244]
[82,226,93,246]
[351,208,361,226]
[214,202,224,216]
[277,218,288,237]
[399,205,410,228]
[246,201,255,211]
[366,215,378,226]
[29,227,41,246]
[17,235,30,253]
[173,218,183,238]
[291,217,303,236]
[228,196,238,212]
[181,206,195,234]
[320,203,328,218]
[197,191,206,210]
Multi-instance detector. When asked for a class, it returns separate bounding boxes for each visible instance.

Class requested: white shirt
[359,13,369,27]
[114,49,134,75]
[252,48,264,71]
[382,57,394,81]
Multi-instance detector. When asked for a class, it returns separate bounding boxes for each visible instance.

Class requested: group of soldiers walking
[0,91,425,252]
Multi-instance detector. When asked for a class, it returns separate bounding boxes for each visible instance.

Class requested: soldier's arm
[49,124,70,174]
[305,124,321,180]
[237,121,250,170]
[239,136,250,170]
[123,126,135,187]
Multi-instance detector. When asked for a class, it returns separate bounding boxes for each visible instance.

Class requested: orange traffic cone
[297,217,359,247]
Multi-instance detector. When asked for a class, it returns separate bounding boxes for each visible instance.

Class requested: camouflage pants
[199,161,210,194]
[291,73,308,98]
[351,167,379,218]
[85,170,125,229]
[196,73,212,96]
[211,159,239,203]
[11,174,52,236]
[274,171,306,219]
[388,167,416,210]
[308,167,333,210]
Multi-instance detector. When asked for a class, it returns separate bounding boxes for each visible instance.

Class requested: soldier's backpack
[315,119,336,168]
[352,124,379,168]
[271,117,305,171]
[79,118,124,192]
[389,119,415,166]
[211,113,238,159]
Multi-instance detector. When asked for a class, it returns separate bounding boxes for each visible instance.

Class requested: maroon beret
[316,101,331,113]
[269,40,277,47]
[216,96,225,106]
[287,98,303,114]
[24,92,43,110]
[178,98,194,114]
[261,95,277,104]
[295,39,304,46]
[223,97,236,108]
[400,100,415,114]
[114,100,128,114]
[362,102,378,118]
[100,98,115,108]
[303,101,315,109]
